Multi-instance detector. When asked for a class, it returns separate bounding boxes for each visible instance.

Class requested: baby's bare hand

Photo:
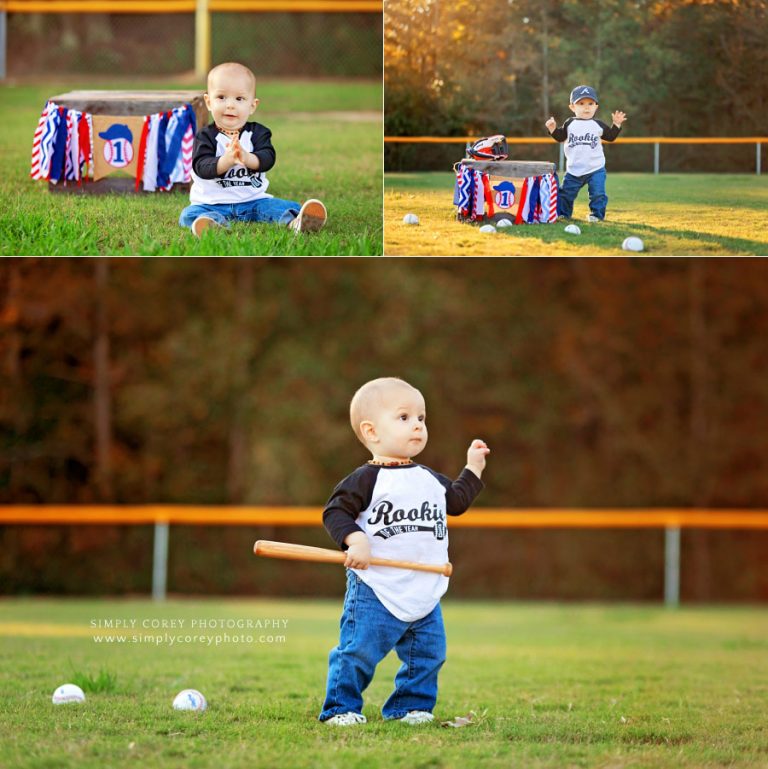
[612,110,627,126]
[344,542,371,570]
[220,139,239,169]
[466,439,490,477]
[229,138,241,158]
[545,117,557,132]
[232,138,245,164]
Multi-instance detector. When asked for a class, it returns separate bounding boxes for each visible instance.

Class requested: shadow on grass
[616,222,768,255]
[474,218,768,255]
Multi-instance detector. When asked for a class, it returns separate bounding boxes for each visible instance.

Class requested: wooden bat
[253,540,453,577]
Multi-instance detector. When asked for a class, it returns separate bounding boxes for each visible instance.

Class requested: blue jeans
[319,571,446,721]
[178,196,300,229]
[558,166,608,220]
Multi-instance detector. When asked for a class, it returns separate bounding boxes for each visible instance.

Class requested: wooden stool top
[460,159,556,176]
[49,90,206,116]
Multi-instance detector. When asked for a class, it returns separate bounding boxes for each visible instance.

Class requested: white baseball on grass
[564,224,581,235]
[622,236,645,252]
[402,213,420,225]
[496,218,513,228]
[479,224,497,233]
[173,689,207,711]
[52,683,86,704]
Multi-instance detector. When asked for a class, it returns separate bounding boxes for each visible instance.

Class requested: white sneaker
[398,710,434,724]
[586,214,602,223]
[191,215,220,238]
[289,199,327,233]
[325,712,367,726]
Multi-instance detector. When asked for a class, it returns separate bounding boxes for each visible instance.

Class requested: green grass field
[385,172,768,256]
[0,81,382,255]
[2,598,767,768]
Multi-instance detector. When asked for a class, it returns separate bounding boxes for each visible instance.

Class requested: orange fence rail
[384,136,767,174]
[3,506,767,605]
[384,136,768,144]
[2,0,381,11]
[2,506,768,529]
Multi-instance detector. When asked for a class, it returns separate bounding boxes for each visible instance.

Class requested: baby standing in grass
[179,61,327,238]
[546,85,627,222]
[319,377,490,726]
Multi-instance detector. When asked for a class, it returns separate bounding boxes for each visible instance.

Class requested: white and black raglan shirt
[189,121,275,205]
[549,118,622,176]
[323,463,484,622]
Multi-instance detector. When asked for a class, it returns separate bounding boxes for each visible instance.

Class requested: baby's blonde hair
[349,377,420,446]
[207,62,256,95]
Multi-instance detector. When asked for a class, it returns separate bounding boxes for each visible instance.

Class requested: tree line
[385,0,768,170]
[1,258,766,600]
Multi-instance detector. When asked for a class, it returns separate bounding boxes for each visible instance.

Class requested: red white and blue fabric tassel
[30,101,60,180]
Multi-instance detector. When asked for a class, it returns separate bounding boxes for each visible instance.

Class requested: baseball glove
[466,135,509,161]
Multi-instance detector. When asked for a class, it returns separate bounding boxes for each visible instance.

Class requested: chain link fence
[8,12,381,77]
[385,141,765,175]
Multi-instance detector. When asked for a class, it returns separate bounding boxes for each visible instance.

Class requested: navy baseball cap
[570,85,599,104]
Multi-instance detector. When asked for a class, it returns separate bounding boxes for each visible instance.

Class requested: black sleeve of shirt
[322,465,379,549]
[249,122,276,173]
[192,125,221,179]
[597,121,622,142]
[549,117,572,142]
[191,122,277,179]
[423,466,485,516]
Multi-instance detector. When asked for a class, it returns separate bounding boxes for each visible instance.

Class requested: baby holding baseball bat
[319,377,490,726]
[179,61,327,238]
